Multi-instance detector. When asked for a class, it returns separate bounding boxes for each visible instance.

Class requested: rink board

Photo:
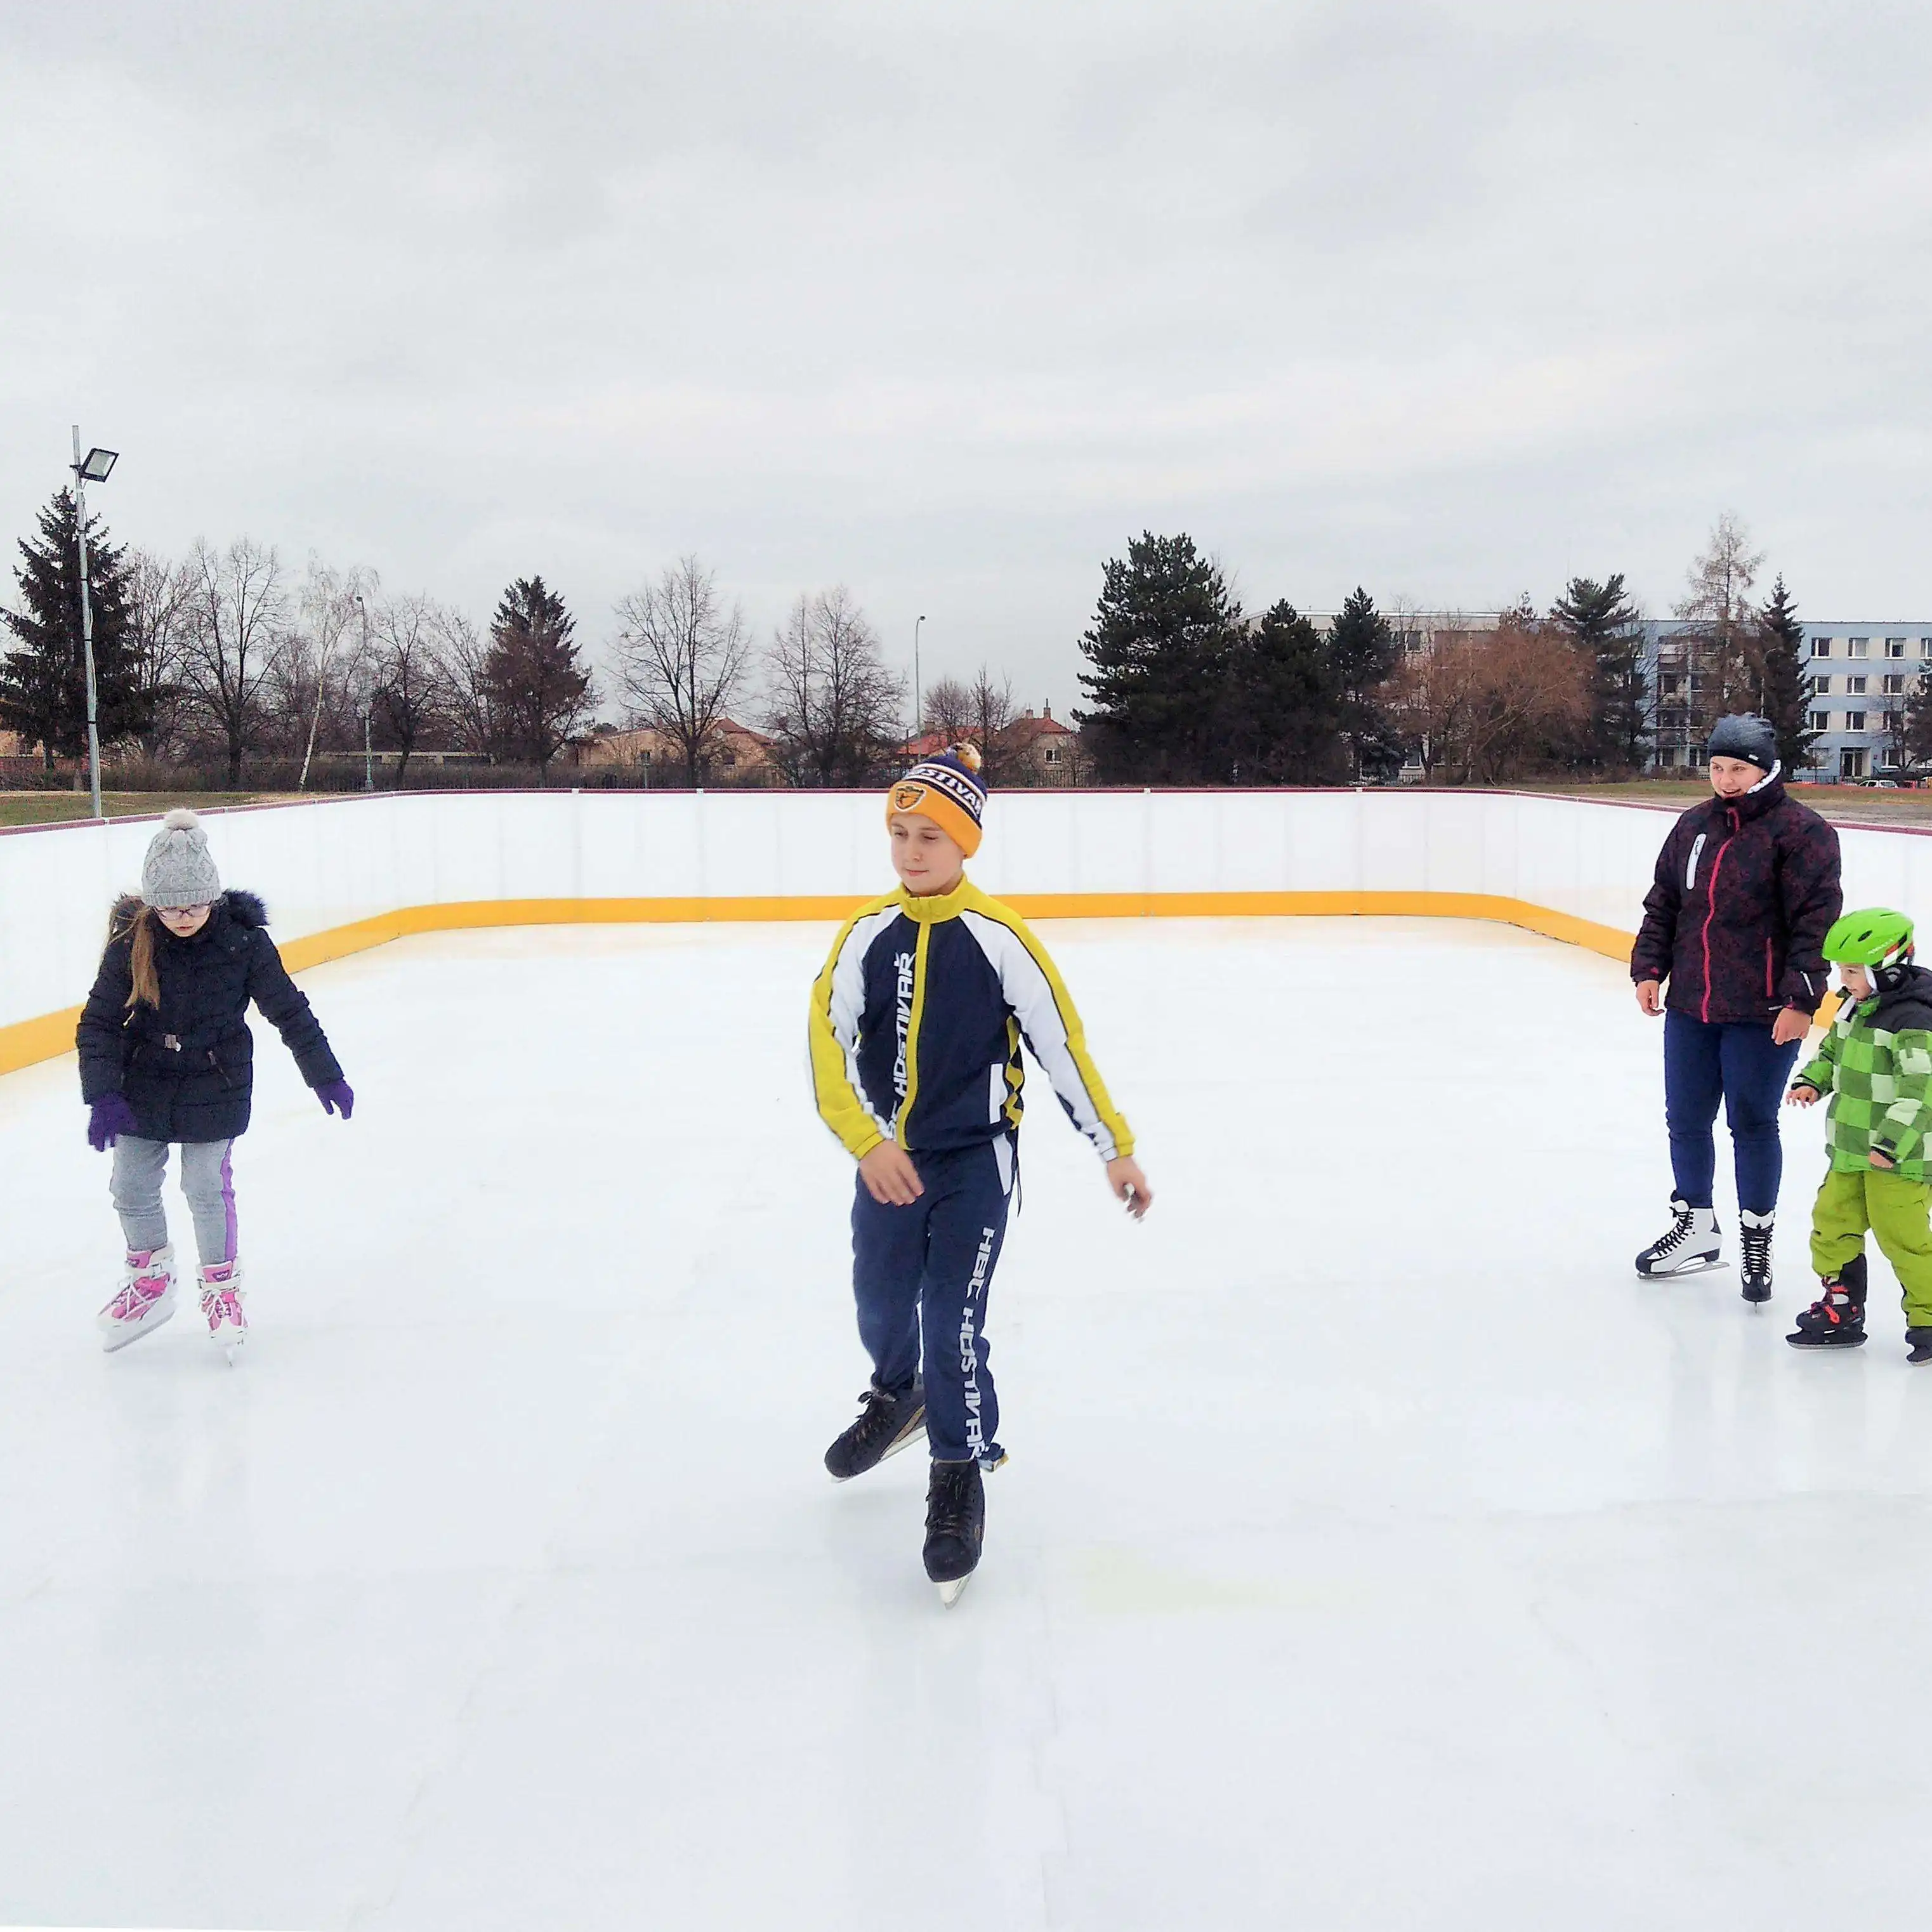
[1,786,1669,1075]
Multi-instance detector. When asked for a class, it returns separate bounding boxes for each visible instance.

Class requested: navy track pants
[851,1137,1014,1466]
[1664,1009,1803,1216]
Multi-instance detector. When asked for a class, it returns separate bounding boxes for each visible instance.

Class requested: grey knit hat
[141,808,223,909]
[1706,713,1778,773]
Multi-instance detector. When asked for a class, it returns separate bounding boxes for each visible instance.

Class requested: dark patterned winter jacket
[76,890,343,1143]
[1630,778,1842,1024]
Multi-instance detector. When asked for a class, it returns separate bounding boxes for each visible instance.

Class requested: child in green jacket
[1785,907,1932,1360]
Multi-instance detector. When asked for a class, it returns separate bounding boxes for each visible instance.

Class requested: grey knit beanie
[1707,714,1778,773]
[141,808,223,909]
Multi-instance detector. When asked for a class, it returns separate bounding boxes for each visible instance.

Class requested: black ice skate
[1636,1195,1723,1277]
[923,1459,985,1608]
[1787,1255,1869,1350]
[1907,1329,1932,1366]
[1738,1210,1775,1304]
[824,1381,926,1482]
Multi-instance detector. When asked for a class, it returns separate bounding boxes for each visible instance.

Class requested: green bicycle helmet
[1822,907,1916,968]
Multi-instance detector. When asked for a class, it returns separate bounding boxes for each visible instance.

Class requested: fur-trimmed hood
[108,888,268,943]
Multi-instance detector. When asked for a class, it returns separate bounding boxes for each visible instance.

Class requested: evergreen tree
[0,488,150,771]
[1075,532,1242,783]
[1755,575,1818,777]
[1324,587,1403,780]
[1222,600,1348,784]
[482,576,596,775]
[1550,572,1647,772]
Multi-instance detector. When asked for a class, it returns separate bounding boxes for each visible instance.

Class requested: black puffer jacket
[76,890,343,1143]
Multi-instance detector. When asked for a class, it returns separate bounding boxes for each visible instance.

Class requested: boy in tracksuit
[1786,907,1932,1361]
[809,742,1152,1602]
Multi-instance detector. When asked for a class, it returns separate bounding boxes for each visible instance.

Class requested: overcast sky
[3,1,1928,717]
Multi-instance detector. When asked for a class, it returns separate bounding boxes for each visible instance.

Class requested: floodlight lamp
[79,448,118,482]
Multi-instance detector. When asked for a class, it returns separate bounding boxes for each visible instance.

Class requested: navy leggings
[1664,1009,1803,1215]
[851,1138,1013,1466]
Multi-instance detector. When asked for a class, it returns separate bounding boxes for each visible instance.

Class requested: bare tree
[292,558,379,788]
[761,586,905,786]
[366,593,454,782]
[920,676,974,741]
[1674,513,1766,731]
[432,607,496,758]
[612,555,753,783]
[180,538,291,785]
[1390,613,1588,784]
[124,548,195,756]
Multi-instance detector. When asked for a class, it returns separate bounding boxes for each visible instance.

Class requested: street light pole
[914,614,926,743]
[72,426,103,819]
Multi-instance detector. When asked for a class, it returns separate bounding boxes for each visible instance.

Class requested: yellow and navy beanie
[886,742,987,857]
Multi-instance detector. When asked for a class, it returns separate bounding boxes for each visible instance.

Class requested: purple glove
[88,1093,139,1152]
[317,1080,355,1120]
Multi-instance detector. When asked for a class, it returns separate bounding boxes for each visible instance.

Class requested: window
[1845,711,1867,732]
[1888,638,1908,658]
[1850,638,1870,658]
[1842,748,1869,779]
[1922,638,1932,657]
[1811,676,1832,695]
[1885,674,1906,695]
[1659,674,1681,695]
[1658,747,1679,768]
[1883,747,1904,767]
[1848,676,1868,695]
[1808,710,1831,731]
[1811,638,1833,657]
[1044,745,1061,766]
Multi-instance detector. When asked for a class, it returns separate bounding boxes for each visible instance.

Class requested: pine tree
[1755,576,1818,777]
[0,488,150,772]
[1550,573,1647,772]
[482,576,596,775]
[1075,532,1242,783]
[1223,600,1348,784]
[1324,587,1403,780]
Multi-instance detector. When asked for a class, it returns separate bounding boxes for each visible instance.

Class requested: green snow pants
[1809,1167,1932,1325]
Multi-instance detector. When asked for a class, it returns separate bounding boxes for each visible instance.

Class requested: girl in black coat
[77,810,353,1357]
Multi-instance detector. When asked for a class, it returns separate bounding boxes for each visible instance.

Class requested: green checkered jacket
[1793,965,1932,1180]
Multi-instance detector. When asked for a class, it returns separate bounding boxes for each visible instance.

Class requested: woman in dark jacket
[1630,715,1841,1298]
[77,810,354,1357]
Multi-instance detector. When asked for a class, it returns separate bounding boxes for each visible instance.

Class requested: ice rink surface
[5,914,1932,1931]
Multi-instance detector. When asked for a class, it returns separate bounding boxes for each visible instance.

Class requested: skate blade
[936,1576,969,1608]
[100,1306,176,1353]
[1785,1336,1867,1350]
[1635,1256,1727,1279]
[826,1418,928,1483]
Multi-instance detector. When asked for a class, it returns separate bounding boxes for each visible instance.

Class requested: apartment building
[1646,622,1932,780]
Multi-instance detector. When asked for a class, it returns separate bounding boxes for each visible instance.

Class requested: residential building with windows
[1644,622,1932,780]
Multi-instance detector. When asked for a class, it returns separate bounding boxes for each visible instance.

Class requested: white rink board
[5,917,1932,1930]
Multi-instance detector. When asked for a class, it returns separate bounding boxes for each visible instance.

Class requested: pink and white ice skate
[198,1260,247,1360]
[97,1247,178,1352]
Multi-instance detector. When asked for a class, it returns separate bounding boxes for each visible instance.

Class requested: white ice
[2,917,1928,1931]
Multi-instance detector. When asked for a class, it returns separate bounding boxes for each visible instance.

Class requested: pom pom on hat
[886,742,989,857]
[141,808,223,910]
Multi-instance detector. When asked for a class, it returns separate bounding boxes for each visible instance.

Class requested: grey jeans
[110,1136,237,1270]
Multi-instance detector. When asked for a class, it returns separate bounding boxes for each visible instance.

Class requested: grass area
[0,792,284,829]
[1520,779,1932,826]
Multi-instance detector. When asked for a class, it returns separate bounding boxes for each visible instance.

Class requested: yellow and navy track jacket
[809,877,1134,1166]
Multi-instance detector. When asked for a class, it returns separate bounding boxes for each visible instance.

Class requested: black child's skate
[1907,1329,1932,1366]
[1787,1254,1869,1350]
[824,1381,926,1482]
[1738,1211,1775,1304]
[923,1459,985,1607]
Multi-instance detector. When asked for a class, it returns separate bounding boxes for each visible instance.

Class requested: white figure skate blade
[936,1576,969,1607]
[100,1305,174,1353]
